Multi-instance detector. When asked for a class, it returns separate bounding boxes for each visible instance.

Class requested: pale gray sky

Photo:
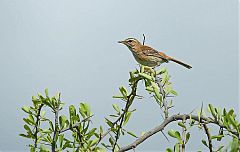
[0,0,238,151]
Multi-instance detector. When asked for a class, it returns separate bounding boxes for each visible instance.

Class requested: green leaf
[156,67,167,75]
[79,102,91,117]
[105,118,113,128]
[101,143,111,149]
[228,109,234,116]
[174,143,180,152]
[139,73,152,81]
[170,89,178,96]
[91,137,99,146]
[109,114,119,117]
[69,105,76,122]
[40,145,49,152]
[162,72,169,84]
[175,131,182,141]
[42,129,52,134]
[127,131,138,138]
[22,106,30,113]
[153,95,162,106]
[87,128,97,139]
[112,95,124,99]
[59,134,64,148]
[24,124,32,133]
[19,133,31,138]
[229,115,238,131]
[72,115,80,122]
[208,104,216,118]
[140,66,145,73]
[145,86,154,92]
[28,114,34,123]
[197,111,202,123]
[215,108,221,120]
[63,141,72,149]
[129,71,135,79]
[59,115,68,129]
[151,81,162,102]
[49,121,54,131]
[168,129,176,138]
[100,126,103,134]
[42,98,52,109]
[23,118,34,126]
[41,110,46,117]
[165,148,174,152]
[123,111,131,126]
[211,134,224,140]
[119,86,128,97]
[201,139,208,147]
[178,122,186,129]
[44,88,49,97]
[186,132,190,144]
[30,147,35,152]
[112,104,120,114]
[216,145,224,152]
[109,137,114,146]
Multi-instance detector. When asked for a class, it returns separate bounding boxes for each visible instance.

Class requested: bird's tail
[168,57,192,69]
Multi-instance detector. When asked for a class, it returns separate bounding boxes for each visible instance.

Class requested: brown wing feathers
[140,45,192,69]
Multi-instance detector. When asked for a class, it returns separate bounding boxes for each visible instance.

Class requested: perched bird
[118,38,192,69]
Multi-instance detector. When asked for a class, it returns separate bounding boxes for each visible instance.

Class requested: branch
[181,116,186,152]
[203,124,213,152]
[200,102,212,152]
[118,114,238,152]
[155,76,168,118]
[34,103,44,149]
[52,94,61,152]
[113,79,140,151]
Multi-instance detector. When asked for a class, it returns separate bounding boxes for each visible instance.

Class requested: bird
[118,38,192,69]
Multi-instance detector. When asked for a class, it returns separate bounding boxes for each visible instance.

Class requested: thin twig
[76,127,83,147]
[112,79,140,151]
[181,115,186,152]
[52,94,61,152]
[203,124,213,152]
[155,76,168,118]
[34,103,44,149]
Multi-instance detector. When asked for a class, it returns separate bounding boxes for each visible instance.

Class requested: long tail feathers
[169,57,192,69]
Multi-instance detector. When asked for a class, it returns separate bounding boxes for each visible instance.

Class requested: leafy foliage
[20,67,240,152]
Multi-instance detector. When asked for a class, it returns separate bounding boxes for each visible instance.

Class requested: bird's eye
[128,40,133,43]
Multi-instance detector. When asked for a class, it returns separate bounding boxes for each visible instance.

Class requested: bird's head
[118,38,142,50]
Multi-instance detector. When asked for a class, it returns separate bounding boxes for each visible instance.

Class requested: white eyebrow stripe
[126,38,138,41]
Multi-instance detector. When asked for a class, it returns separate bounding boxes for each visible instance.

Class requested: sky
[0,0,238,151]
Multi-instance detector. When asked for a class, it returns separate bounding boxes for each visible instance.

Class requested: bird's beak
[118,40,124,44]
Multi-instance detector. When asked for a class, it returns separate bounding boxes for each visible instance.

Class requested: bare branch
[118,114,238,152]
[203,124,213,152]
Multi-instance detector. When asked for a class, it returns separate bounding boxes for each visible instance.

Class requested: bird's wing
[141,46,169,61]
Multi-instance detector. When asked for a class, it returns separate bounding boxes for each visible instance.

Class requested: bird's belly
[132,53,163,67]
